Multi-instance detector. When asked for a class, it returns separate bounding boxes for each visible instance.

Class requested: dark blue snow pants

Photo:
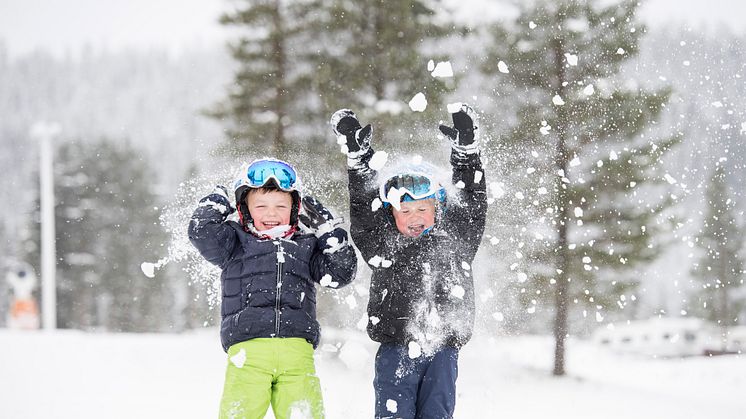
[373,343,459,419]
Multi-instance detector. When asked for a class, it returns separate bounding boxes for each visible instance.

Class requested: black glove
[299,196,348,254]
[330,109,372,157]
[299,196,342,234]
[439,103,479,154]
[199,185,235,216]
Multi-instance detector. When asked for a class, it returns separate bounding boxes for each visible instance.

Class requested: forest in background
[1,1,745,377]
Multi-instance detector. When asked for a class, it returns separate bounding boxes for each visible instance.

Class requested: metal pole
[32,122,60,330]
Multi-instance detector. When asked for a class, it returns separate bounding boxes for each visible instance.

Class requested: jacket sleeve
[444,150,488,260]
[347,148,390,261]
[310,227,357,289]
[188,192,239,269]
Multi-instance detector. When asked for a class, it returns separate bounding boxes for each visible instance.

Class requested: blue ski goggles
[237,159,299,192]
[380,173,446,204]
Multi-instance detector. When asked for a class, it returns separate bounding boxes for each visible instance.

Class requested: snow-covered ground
[1,328,744,418]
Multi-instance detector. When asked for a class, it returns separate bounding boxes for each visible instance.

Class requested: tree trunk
[552,35,570,377]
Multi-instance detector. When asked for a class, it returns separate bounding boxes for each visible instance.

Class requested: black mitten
[330,109,372,157]
[299,195,343,235]
[439,103,479,154]
[199,185,235,217]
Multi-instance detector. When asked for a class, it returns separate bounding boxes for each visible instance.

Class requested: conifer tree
[210,0,454,159]
[691,163,745,349]
[481,0,678,375]
[25,140,169,331]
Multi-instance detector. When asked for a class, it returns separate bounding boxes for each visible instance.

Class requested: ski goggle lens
[246,160,298,191]
[382,174,436,202]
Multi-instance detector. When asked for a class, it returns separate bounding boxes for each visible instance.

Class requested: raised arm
[439,104,488,259]
[188,186,239,268]
[331,109,390,260]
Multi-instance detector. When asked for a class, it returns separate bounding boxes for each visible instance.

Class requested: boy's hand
[299,196,348,254]
[330,109,372,157]
[299,196,343,233]
[439,103,479,154]
[198,185,235,216]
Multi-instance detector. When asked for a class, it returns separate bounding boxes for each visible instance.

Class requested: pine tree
[691,163,745,350]
[25,139,169,331]
[481,0,679,375]
[310,0,453,147]
[209,0,454,159]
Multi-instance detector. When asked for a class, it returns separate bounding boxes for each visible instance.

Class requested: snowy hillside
[1,329,743,418]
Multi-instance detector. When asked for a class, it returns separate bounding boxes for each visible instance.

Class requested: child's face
[392,199,436,237]
[246,190,293,231]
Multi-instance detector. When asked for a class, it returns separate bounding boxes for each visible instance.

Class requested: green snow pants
[219,338,324,419]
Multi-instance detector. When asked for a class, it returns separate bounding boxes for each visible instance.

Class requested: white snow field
[1,328,744,418]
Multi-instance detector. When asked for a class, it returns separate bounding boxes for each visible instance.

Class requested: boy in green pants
[189,158,357,418]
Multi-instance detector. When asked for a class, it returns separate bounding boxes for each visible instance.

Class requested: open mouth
[407,224,425,235]
[262,221,281,228]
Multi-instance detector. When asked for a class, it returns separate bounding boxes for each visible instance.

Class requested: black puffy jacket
[188,193,356,351]
[349,150,487,349]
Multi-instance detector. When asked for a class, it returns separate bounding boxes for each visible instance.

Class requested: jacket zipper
[275,241,283,337]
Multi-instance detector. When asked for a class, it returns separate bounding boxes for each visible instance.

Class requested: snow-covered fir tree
[480,0,679,375]
[690,162,745,349]
[24,140,171,331]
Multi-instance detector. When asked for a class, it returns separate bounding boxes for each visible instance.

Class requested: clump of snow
[369,316,380,325]
[371,197,382,212]
[461,261,471,270]
[408,92,427,112]
[584,84,595,95]
[386,399,398,414]
[368,255,382,267]
[430,61,453,78]
[570,156,581,167]
[447,102,464,113]
[540,120,552,135]
[664,174,677,185]
[517,272,528,283]
[451,285,465,299]
[474,170,483,183]
[528,21,537,29]
[408,341,422,359]
[140,262,156,278]
[616,48,626,55]
[230,348,246,368]
[320,274,339,288]
[369,151,388,171]
[574,207,583,217]
[497,60,510,73]
[565,53,578,66]
[140,257,169,278]
[552,95,565,106]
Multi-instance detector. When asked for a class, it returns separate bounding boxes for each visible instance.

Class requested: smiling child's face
[392,198,436,237]
[246,189,292,231]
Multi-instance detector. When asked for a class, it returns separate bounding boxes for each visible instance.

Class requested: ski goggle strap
[381,173,443,203]
[245,159,298,191]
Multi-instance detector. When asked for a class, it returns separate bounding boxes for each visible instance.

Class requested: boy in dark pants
[330,104,487,418]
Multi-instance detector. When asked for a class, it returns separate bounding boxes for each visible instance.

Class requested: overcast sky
[0,0,744,59]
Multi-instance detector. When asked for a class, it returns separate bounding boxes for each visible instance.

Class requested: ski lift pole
[32,122,61,330]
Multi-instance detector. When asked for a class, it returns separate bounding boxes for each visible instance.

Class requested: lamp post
[31,122,61,331]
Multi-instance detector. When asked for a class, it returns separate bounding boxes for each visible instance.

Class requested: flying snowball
[408,92,428,112]
[431,61,453,78]
[368,151,389,171]
[498,60,510,74]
